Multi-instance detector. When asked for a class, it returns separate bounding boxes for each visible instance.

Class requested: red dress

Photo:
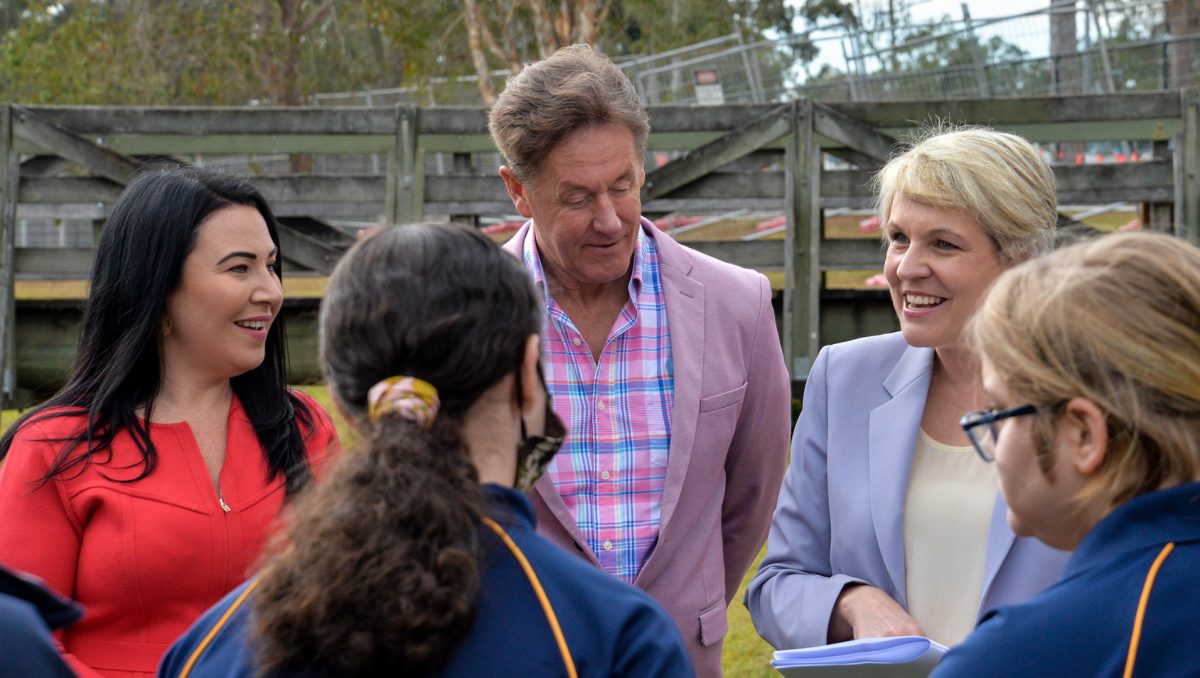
[0,392,338,677]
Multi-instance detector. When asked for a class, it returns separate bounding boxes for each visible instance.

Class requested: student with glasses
[933,231,1200,677]
[747,127,1071,650]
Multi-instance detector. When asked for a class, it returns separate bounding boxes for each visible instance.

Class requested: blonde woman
[932,231,1200,676]
[747,128,1071,649]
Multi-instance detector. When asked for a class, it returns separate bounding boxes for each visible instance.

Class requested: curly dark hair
[252,223,542,675]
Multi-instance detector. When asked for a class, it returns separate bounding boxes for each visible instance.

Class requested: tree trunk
[462,0,497,105]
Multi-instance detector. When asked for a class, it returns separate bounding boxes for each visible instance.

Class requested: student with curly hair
[160,223,693,677]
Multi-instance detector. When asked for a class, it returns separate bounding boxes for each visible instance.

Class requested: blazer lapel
[979,491,1017,611]
[651,228,703,537]
[866,344,933,607]
[531,475,600,565]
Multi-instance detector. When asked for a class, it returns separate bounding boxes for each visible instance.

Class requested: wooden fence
[1,92,1196,405]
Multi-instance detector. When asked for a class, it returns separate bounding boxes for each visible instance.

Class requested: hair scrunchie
[366,376,441,429]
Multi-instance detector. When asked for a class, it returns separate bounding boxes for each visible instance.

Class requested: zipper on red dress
[219,494,231,513]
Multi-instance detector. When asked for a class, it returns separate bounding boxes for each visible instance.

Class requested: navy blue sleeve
[612,599,696,678]
[0,594,77,678]
[931,608,1055,678]
[158,583,258,678]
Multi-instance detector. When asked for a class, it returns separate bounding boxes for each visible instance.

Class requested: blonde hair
[968,231,1200,508]
[874,126,1057,264]
[488,44,649,183]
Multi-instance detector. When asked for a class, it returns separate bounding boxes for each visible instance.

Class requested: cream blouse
[903,429,998,646]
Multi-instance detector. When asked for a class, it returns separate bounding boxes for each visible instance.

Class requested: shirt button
[597,400,605,411]
[603,540,613,551]
[601,470,610,480]
[572,337,582,346]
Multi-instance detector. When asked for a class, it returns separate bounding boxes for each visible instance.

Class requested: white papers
[772,636,948,677]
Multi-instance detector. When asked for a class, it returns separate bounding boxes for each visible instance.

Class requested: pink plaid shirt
[521,220,673,582]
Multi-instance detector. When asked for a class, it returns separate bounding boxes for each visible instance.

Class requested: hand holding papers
[772,636,948,677]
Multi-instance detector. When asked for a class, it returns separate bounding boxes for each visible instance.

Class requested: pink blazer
[505,220,791,677]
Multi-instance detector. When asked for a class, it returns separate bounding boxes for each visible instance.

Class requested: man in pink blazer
[490,45,791,677]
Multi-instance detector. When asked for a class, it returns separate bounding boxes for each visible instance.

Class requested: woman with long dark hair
[0,167,338,677]
[160,223,691,677]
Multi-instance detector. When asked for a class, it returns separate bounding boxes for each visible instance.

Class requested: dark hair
[488,43,650,182]
[252,223,542,675]
[0,167,313,495]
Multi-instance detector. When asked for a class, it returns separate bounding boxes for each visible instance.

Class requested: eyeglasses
[959,404,1040,463]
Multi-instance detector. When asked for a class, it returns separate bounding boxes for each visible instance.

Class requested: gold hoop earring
[160,315,172,338]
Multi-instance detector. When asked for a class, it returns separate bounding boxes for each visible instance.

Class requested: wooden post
[1140,139,1174,232]
[450,153,476,228]
[784,99,821,379]
[387,105,423,224]
[1183,88,1200,245]
[0,105,17,406]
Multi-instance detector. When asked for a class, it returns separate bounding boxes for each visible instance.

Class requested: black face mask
[514,365,565,492]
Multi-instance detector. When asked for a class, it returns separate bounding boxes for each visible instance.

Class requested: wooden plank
[820,238,884,269]
[0,106,18,403]
[812,102,897,162]
[13,275,327,301]
[785,100,822,378]
[17,203,108,219]
[971,120,1182,143]
[1185,89,1200,245]
[831,92,1180,127]
[14,248,95,275]
[424,201,517,216]
[12,106,141,184]
[19,176,124,202]
[20,155,77,178]
[25,106,396,135]
[674,239,882,271]
[424,175,509,202]
[824,147,883,171]
[685,240,783,270]
[642,105,790,201]
[275,216,356,248]
[426,172,787,203]
[267,201,389,219]
[20,163,1168,211]
[11,239,876,288]
[16,134,397,156]
[249,176,385,203]
[276,220,346,275]
[18,95,1183,137]
[1056,161,1173,192]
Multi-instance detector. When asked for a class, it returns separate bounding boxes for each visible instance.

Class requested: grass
[3,387,778,676]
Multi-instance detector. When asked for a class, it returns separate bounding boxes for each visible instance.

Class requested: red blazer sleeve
[0,420,105,677]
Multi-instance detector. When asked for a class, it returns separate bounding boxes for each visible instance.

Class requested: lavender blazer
[745,332,1071,650]
[504,220,791,677]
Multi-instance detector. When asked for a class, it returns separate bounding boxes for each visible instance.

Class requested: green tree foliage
[1,1,260,104]
[0,0,792,107]
[0,0,421,105]
[603,0,793,57]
